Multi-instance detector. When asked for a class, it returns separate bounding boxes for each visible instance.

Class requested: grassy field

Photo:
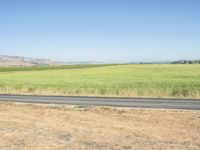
[0,64,115,72]
[0,64,200,98]
[0,102,199,150]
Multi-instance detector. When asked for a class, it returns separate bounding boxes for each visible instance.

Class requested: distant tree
[171,60,200,64]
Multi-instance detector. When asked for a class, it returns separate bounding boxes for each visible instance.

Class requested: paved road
[0,94,200,110]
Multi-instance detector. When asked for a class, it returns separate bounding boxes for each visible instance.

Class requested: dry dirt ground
[0,102,200,150]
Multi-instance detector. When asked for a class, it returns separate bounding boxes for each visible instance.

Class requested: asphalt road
[0,94,200,110]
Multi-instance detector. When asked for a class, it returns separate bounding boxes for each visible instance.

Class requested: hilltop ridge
[0,55,64,67]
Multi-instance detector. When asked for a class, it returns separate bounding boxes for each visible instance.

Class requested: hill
[0,55,63,67]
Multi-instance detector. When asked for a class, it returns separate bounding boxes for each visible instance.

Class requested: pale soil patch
[0,102,200,150]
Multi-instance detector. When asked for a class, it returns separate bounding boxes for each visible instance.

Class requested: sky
[0,0,199,63]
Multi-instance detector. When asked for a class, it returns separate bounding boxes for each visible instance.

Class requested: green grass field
[0,64,114,72]
[0,64,200,99]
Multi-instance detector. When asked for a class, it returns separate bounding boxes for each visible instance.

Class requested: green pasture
[0,64,199,98]
[0,64,114,72]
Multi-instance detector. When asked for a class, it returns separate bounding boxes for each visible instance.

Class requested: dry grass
[0,102,200,150]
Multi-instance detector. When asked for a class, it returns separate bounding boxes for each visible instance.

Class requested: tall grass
[0,64,116,72]
[0,64,199,99]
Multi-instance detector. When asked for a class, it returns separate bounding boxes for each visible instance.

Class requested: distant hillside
[66,61,102,64]
[0,55,63,67]
[172,60,200,64]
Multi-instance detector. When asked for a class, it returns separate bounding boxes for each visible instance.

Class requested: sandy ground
[0,102,200,150]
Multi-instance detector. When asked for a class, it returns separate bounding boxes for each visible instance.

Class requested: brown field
[0,102,200,150]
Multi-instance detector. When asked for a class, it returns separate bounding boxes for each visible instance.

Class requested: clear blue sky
[0,0,199,63]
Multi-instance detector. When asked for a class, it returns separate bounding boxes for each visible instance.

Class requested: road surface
[0,94,200,110]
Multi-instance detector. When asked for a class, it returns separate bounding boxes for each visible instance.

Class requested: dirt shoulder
[0,102,200,150]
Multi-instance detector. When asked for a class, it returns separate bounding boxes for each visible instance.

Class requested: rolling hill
[0,55,63,67]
